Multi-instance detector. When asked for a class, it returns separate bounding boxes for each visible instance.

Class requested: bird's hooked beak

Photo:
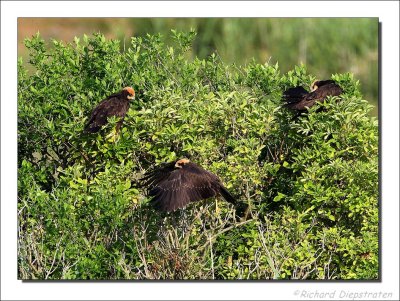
[127,94,135,100]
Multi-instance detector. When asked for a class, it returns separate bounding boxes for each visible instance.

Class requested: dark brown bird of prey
[84,87,135,133]
[141,158,238,212]
[283,80,342,111]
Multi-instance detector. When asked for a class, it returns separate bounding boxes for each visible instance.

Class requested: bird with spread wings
[282,80,343,111]
[140,158,240,212]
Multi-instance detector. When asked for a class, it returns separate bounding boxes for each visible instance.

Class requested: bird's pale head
[310,80,319,92]
[123,87,135,100]
[175,158,190,168]
[311,80,335,91]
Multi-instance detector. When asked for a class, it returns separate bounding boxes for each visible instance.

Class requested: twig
[45,235,63,279]
[199,219,254,251]
[257,224,280,279]
[209,234,215,280]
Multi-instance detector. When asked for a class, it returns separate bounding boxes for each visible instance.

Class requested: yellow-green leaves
[18,32,378,280]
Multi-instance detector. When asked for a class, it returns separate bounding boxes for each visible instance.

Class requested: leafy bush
[18,31,378,280]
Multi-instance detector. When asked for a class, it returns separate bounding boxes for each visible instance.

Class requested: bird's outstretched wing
[282,86,309,104]
[282,83,342,111]
[141,162,235,212]
[305,83,343,103]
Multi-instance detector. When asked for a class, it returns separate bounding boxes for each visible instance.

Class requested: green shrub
[18,31,378,280]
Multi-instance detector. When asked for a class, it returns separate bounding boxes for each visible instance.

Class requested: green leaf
[273,192,286,202]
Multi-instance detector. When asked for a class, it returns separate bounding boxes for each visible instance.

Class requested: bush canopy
[18,31,378,280]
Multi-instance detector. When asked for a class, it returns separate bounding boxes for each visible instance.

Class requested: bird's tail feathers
[219,185,237,205]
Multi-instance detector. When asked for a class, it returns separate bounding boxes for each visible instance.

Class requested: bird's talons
[106,129,120,143]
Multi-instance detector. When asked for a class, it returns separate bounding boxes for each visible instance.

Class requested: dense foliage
[19,18,378,113]
[18,32,378,280]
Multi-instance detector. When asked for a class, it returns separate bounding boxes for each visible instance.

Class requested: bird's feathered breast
[84,93,130,133]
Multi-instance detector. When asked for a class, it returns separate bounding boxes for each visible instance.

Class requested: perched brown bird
[283,80,342,111]
[84,87,135,133]
[141,158,238,212]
